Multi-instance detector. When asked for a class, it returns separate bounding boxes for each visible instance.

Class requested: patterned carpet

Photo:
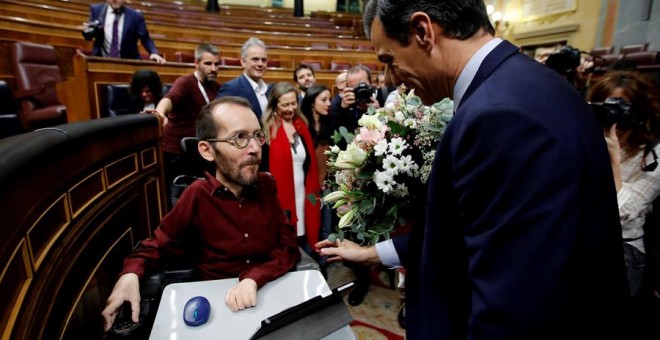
[326,263,405,339]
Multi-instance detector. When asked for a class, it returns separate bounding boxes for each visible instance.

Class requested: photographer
[82,0,165,64]
[588,70,660,338]
[330,65,381,133]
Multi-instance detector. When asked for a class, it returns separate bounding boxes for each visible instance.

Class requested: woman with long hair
[588,70,660,337]
[300,85,333,184]
[262,82,321,253]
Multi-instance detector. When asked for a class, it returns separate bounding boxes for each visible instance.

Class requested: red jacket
[268,117,321,248]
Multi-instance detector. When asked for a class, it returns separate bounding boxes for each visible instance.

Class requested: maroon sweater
[162,74,219,154]
[121,172,300,288]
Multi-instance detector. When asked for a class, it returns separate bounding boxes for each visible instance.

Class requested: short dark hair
[130,69,162,102]
[364,0,495,45]
[197,96,252,141]
[294,64,315,81]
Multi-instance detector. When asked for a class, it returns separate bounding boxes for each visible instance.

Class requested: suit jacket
[216,74,272,119]
[88,3,159,59]
[395,40,628,339]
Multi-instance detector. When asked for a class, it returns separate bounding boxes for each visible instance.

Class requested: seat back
[623,51,658,66]
[102,84,137,117]
[0,80,23,139]
[300,60,323,71]
[330,61,351,71]
[221,57,242,66]
[620,43,649,54]
[590,46,614,57]
[174,51,195,63]
[267,59,282,68]
[11,41,67,130]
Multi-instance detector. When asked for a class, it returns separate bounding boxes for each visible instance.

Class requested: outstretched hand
[101,273,141,331]
[315,238,381,265]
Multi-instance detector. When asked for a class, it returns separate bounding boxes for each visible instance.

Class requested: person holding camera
[330,65,382,134]
[82,0,165,64]
[588,70,660,338]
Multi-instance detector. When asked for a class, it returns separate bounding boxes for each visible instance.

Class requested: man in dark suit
[317,0,628,339]
[216,37,271,119]
[83,0,165,64]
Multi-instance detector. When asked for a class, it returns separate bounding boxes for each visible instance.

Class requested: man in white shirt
[216,37,272,119]
[83,0,165,64]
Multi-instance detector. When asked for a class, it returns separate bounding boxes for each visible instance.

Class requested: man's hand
[143,109,168,127]
[315,239,381,264]
[225,278,258,312]
[150,53,166,65]
[101,273,141,332]
[340,87,356,109]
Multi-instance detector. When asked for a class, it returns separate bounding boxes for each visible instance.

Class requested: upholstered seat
[330,61,351,71]
[620,43,649,54]
[0,81,23,139]
[221,57,241,66]
[102,84,135,117]
[623,51,658,66]
[11,41,67,130]
[174,51,195,63]
[300,60,323,71]
[590,46,614,57]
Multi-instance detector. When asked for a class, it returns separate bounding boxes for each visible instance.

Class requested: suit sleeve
[216,81,239,98]
[454,106,583,337]
[135,12,158,55]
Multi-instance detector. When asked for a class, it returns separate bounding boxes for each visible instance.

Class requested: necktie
[109,9,121,58]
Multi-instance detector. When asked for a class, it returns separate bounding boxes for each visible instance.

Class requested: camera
[352,82,375,105]
[589,97,633,129]
[82,20,101,41]
[545,46,582,75]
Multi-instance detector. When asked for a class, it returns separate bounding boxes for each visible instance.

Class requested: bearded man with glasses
[102,97,300,331]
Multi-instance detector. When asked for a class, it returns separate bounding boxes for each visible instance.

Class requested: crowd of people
[93,0,660,338]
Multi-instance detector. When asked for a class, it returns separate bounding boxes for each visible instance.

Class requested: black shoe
[398,302,406,329]
[348,284,369,306]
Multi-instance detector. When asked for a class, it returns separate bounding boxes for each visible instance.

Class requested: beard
[213,146,260,187]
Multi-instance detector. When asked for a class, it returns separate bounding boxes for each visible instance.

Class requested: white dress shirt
[103,7,124,57]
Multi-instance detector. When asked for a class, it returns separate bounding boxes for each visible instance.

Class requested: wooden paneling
[0,115,166,339]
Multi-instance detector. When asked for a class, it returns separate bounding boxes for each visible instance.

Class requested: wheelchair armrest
[108,267,195,338]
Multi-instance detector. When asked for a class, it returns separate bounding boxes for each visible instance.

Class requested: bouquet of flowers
[323,89,454,245]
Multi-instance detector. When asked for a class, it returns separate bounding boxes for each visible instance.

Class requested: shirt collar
[243,73,267,94]
[453,38,502,110]
[204,171,259,198]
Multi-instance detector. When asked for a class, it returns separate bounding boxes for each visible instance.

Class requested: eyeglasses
[205,131,266,149]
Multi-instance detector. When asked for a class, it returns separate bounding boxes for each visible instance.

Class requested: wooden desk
[63,54,350,122]
[151,271,355,340]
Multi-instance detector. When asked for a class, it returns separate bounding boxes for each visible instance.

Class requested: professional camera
[545,46,582,75]
[589,97,633,129]
[352,82,375,105]
[82,20,101,41]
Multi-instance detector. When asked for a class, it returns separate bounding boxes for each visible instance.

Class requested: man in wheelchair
[102,96,301,332]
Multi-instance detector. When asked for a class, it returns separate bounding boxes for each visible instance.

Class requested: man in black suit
[317,0,628,339]
[83,0,165,64]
